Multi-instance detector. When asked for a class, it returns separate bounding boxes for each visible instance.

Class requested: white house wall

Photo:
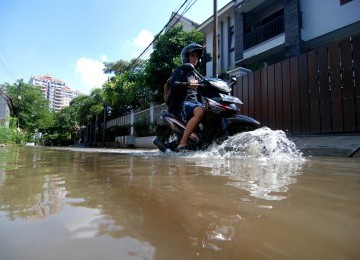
[0,96,10,127]
[205,33,214,76]
[201,9,235,77]
[300,0,360,41]
[243,33,285,59]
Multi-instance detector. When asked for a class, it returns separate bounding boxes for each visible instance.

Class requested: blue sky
[0,0,230,95]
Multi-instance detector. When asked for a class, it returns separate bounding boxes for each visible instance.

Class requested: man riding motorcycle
[153,43,261,153]
[168,43,205,152]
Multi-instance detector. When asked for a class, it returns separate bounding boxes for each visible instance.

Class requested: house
[166,12,199,32]
[197,0,360,77]
[197,1,238,77]
[0,90,12,127]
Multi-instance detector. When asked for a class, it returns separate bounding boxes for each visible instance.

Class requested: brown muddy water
[1,129,360,260]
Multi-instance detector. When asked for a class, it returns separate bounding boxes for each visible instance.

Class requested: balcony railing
[244,15,284,50]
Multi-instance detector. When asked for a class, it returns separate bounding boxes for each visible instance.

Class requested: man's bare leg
[178,107,205,148]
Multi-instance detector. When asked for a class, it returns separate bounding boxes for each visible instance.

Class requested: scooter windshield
[205,78,231,93]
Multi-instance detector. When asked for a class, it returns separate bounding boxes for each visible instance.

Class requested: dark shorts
[181,101,204,122]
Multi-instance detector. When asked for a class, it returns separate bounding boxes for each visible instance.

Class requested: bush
[0,127,11,144]
[133,118,155,137]
[0,126,26,144]
[106,125,130,141]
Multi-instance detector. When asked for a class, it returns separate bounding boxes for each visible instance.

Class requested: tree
[103,60,130,75]
[144,25,207,102]
[102,61,153,116]
[100,25,208,115]
[49,105,78,144]
[3,80,54,133]
[103,58,144,76]
[70,25,209,143]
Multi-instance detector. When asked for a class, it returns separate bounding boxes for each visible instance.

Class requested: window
[340,0,353,5]
[218,34,221,59]
[228,25,234,52]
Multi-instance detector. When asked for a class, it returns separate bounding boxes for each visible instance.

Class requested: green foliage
[0,117,26,144]
[0,125,25,144]
[0,126,13,144]
[47,105,79,145]
[3,80,55,132]
[0,26,211,145]
[243,60,264,71]
[13,130,26,144]
[103,59,130,75]
[106,125,129,140]
[133,118,155,137]
[70,94,97,126]
[103,58,144,75]
[80,25,207,130]
[144,25,205,102]
[102,65,154,116]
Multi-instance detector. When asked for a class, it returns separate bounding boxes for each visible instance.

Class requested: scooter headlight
[229,103,238,111]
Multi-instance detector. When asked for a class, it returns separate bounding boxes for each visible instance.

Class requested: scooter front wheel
[153,137,168,152]
[153,129,179,152]
[214,134,228,145]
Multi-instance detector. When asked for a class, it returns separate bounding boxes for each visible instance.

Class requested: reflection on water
[0,148,67,220]
[184,127,305,201]
[194,158,302,201]
[0,131,359,259]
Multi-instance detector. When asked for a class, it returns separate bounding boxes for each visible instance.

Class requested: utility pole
[17,82,21,129]
[213,0,218,77]
[102,105,107,146]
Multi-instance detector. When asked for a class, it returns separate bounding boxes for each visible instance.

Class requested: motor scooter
[153,63,260,152]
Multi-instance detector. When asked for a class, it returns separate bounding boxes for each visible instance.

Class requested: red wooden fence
[234,34,360,134]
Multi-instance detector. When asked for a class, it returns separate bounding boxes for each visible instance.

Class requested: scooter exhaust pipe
[153,137,167,152]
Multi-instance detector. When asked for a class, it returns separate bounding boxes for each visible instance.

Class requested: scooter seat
[161,110,182,121]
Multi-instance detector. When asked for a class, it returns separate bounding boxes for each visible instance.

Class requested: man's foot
[175,145,193,153]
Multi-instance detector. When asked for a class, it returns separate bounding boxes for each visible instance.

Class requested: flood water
[1,128,360,260]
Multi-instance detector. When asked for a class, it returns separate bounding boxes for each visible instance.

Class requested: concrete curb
[90,134,360,158]
[288,135,360,158]
[143,134,360,157]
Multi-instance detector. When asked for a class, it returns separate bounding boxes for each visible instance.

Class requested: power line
[124,0,197,72]
[0,44,17,82]
[170,0,198,29]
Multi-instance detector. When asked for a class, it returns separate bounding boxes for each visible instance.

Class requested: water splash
[197,127,303,160]
[191,127,305,201]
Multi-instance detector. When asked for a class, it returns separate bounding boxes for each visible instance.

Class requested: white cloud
[73,30,155,94]
[134,30,154,47]
[75,56,108,94]
[100,54,108,62]
[124,29,154,59]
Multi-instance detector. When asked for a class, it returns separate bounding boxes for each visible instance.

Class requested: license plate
[219,94,243,104]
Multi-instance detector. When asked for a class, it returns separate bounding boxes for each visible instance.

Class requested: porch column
[234,7,244,63]
[284,0,302,57]
[130,109,135,135]
[150,102,159,124]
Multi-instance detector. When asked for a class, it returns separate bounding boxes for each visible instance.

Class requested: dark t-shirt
[168,66,201,116]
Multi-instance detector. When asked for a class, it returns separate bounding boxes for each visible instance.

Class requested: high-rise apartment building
[29,75,81,112]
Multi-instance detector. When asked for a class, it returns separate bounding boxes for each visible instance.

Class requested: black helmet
[180,43,203,64]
